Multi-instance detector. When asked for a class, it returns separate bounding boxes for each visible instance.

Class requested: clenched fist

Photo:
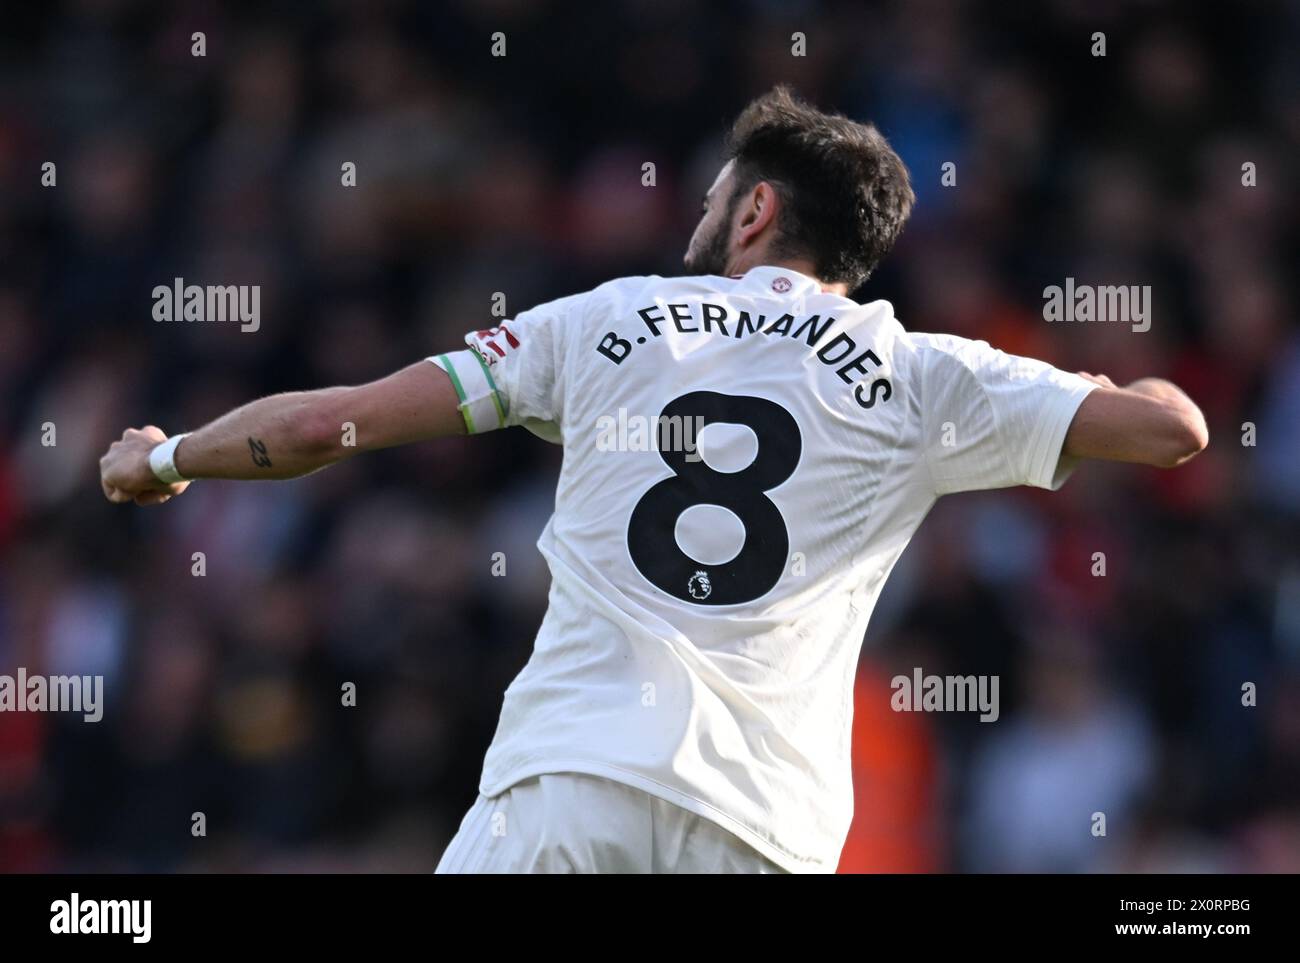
[100,425,191,506]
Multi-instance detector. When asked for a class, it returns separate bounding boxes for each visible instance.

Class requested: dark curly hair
[724,86,915,290]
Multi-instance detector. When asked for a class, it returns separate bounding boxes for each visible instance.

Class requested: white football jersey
[430,265,1096,873]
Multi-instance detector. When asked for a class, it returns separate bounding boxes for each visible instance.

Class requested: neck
[728,251,849,297]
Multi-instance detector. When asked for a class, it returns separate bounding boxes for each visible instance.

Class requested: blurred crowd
[1,0,1297,872]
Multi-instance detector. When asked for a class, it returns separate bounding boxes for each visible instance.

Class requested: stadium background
[1,0,1297,872]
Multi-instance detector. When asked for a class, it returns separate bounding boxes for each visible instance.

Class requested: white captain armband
[428,349,509,434]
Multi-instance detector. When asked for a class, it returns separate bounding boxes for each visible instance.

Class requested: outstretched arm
[1063,372,1208,468]
[100,361,465,505]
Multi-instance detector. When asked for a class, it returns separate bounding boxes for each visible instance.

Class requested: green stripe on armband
[437,354,477,435]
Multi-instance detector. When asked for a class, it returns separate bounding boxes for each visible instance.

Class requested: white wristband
[148,433,191,484]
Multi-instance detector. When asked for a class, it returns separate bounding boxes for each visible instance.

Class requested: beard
[683,212,733,277]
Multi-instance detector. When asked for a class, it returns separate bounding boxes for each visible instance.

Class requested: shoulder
[524,275,681,322]
[595,273,739,301]
[542,273,758,326]
[902,329,986,359]
[898,329,1004,380]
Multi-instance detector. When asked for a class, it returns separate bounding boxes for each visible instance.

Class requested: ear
[735,181,780,249]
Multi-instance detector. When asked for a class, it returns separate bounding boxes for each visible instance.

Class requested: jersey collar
[730,265,825,297]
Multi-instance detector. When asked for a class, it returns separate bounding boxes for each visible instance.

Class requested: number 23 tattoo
[248,437,273,468]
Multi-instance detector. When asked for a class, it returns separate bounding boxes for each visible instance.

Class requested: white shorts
[435,772,788,874]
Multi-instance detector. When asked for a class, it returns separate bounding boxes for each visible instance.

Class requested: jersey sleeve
[915,333,1097,495]
[428,290,590,443]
